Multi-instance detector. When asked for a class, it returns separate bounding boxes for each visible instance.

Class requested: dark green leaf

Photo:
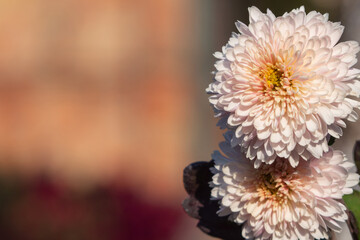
[328,136,336,146]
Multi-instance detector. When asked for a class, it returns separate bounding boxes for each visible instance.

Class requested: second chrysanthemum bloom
[207,6,360,167]
[211,132,359,240]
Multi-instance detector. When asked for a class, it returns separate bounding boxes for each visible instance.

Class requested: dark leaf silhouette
[346,206,359,240]
[182,161,244,240]
[328,136,336,146]
[353,141,360,174]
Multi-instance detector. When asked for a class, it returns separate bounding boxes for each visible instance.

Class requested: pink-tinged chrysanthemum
[207,6,360,167]
[210,132,359,240]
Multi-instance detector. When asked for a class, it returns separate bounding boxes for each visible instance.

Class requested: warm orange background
[0,0,202,200]
[0,0,357,239]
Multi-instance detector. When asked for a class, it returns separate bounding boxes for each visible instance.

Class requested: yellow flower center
[257,172,290,205]
[260,66,284,90]
[262,173,279,194]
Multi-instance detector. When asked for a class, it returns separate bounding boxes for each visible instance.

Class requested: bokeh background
[0,0,359,239]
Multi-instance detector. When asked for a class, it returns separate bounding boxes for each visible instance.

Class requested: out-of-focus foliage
[343,192,360,235]
[345,140,360,237]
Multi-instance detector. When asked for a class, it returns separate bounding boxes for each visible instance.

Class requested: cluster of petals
[210,132,359,240]
[207,6,360,167]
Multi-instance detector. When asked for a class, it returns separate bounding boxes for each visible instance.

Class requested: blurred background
[0,0,359,239]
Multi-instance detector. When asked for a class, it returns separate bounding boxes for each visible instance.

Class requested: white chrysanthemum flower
[211,132,359,240]
[207,6,360,167]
